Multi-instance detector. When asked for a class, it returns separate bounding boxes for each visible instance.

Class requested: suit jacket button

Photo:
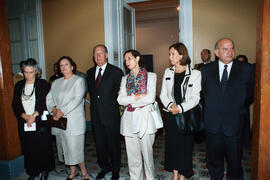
[97,96,100,98]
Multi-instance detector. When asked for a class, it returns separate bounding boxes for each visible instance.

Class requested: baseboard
[0,155,24,180]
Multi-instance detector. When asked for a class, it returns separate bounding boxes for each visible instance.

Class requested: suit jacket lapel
[170,65,191,100]
[98,63,111,90]
[216,60,240,95]
[227,60,240,87]
[181,65,191,98]
[90,68,97,93]
[213,61,220,89]
[168,66,175,99]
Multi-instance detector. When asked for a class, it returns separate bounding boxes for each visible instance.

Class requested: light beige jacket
[46,75,86,136]
[117,72,157,138]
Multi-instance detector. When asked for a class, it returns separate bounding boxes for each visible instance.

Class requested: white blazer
[160,65,201,113]
[117,72,157,138]
[46,75,86,136]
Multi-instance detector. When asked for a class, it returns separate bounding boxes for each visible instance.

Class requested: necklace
[21,86,35,101]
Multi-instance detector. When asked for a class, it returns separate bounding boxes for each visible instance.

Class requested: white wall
[136,19,179,94]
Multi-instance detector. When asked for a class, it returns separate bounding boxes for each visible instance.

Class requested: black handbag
[174,76,204,134]
[46,114,67,130]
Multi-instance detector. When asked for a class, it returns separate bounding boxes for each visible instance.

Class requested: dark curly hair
[57,56,77,73]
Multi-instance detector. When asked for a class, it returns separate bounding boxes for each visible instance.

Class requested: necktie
[95,68,102,89]
[220,65,228,94]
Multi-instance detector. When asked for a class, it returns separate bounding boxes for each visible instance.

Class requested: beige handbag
[151,101,163,129]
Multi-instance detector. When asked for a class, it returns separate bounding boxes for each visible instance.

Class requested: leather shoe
[40,171,48,180]
[96,169,110,180]
[82,172,90,180]
[111,172,119,180]
[40,175,48,180]
[27,176,35,180]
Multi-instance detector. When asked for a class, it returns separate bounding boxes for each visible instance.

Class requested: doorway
[104,0,136,72]
[128,0,179,94]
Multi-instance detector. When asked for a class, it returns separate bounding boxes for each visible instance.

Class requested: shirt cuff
[177,104,183,113]
[167,102,173,110]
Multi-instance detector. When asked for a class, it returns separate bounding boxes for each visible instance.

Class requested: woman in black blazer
[12,59,55,180]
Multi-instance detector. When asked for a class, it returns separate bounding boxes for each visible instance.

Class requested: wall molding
[179,0,193,64]
[36,0,46,79]
[103,0,115,65]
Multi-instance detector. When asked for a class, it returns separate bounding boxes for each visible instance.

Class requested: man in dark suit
[194,49,212,70]
[87,44,123,180]
[201,38,254,180]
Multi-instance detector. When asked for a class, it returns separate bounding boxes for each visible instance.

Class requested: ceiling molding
[129,0,179,12]
[136,16,178,24]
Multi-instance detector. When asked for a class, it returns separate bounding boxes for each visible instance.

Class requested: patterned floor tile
[16,131,251,180]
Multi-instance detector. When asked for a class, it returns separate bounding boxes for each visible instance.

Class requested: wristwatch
[33,112,38,117]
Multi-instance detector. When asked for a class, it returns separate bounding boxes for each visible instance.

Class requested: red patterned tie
[95,68,102,89]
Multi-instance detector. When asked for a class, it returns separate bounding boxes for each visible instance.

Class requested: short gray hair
[22,58,38,71]
[92,44,108,55]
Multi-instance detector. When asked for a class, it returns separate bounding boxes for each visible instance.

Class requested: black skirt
[164,111,193,178]
[22,131,55,176]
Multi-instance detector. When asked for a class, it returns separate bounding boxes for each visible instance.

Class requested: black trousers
[92,120,121,173]
[206,131,243,180]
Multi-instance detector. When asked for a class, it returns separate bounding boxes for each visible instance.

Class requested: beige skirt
[55,133,85,165]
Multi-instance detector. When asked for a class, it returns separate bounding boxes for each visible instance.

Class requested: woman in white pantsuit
[117,50,158,180]
[46,56,89,180]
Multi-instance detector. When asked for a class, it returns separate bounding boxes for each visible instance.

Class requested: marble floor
[16,131,251,180]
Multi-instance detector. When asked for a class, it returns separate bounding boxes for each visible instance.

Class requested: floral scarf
[126,68,148,111]
[126,68,147,95]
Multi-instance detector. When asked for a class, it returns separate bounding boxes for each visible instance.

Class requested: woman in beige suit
[117,50,157,180]
[46,56,89,180]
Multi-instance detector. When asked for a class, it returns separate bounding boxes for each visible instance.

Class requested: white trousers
[125,134,155,180]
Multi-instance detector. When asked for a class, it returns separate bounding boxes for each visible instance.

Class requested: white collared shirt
[95,63,107,80]
[203,60,211,65]
[218,60,233,81]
